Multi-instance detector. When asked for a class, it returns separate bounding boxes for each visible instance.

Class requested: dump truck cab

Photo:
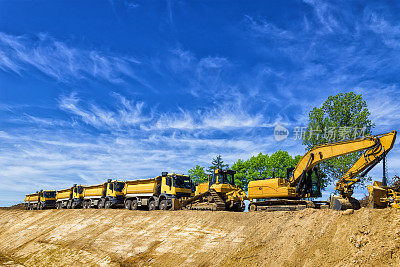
[159,172,193,198]
[69,184,84,208]
[25,190,56,210]
[103,179,125,208]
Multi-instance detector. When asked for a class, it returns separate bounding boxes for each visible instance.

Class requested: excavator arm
[335,131,397,198]
[290,133,389,185]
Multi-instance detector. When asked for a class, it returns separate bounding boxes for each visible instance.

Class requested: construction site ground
[0,208,399,266]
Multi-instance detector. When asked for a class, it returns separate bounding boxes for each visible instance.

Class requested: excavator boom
[335,131,396,198]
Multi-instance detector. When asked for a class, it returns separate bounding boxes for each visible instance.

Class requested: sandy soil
[0,208,399,266]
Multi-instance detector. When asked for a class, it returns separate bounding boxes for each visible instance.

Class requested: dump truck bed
[56,189,71,200]
[83,184,106,198]
[124,178,158,195]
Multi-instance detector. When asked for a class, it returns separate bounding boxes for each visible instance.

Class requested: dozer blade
[367,184,388,209]
[330,195,360,210]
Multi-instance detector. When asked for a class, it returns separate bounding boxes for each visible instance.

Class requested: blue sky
[1,0,400,206]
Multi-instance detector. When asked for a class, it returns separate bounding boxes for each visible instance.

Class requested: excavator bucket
[330,195,360,210]
[367,181,388,209]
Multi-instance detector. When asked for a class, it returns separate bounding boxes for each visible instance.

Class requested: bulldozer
[367,179,400,209]
[247,130,397,211]
[180,169,247,211]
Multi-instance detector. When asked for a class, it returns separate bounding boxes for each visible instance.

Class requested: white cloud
[366,12,400,48]
[0,32,142,84]
[244,15,294,40]
[59,92,150,130]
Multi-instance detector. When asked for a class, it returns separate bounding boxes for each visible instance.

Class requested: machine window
[114,182,124,192]
[44,191,56,198]
[109,183,113,191]
[173,175,192,189]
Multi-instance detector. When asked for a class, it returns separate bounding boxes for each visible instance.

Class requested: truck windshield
[114,182,125,192]
[173,176,192,189]
[44,191,56,198]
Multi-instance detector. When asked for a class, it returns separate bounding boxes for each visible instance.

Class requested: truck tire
[105,200,111,209]
[159,200,168,210]
[38,203,43,210]
[132,200,138,210]
[98,199,104,209]
[125,200,132,210]
[148,200,156,211]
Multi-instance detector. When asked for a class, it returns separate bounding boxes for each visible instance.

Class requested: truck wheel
[38,203,43,210]
[249,203,257,212]
[159,200,168,210]
[97,199,104,209]
[105,200,111,209]
[132,200,138,210]
[148,200,156,211]
[125,200,132,210]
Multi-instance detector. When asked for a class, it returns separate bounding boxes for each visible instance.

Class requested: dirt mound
[0,203,25,210]
[0,208,399,266]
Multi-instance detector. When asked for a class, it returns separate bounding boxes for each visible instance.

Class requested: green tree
[207,155,229,174]
[303,92,374,189]
[231,150,300,190]
[188,165,208,185]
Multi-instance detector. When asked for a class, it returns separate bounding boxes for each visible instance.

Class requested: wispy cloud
[244,15,294,40]
[0,32,142,84]
[58,91,271,131]
[59,92,150,130]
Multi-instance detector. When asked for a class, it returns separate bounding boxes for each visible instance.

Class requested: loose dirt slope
[0,208,399,266]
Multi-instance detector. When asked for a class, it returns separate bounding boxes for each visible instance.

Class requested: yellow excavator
[331,131,396,209]
[180,169,247,211]
[248,130,397,211]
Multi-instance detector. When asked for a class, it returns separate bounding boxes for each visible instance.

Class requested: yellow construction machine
[181,169,247,211]
[367,179,400,209]
[248,130,397,211]
[331,131,396,209]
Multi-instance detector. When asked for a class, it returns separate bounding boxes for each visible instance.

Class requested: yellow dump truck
[25,190,56,210]
[56,184,84,209]
[81,179,125,209]
[124,172,193,210]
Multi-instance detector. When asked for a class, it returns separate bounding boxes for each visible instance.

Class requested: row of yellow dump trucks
[25,131,400,212]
